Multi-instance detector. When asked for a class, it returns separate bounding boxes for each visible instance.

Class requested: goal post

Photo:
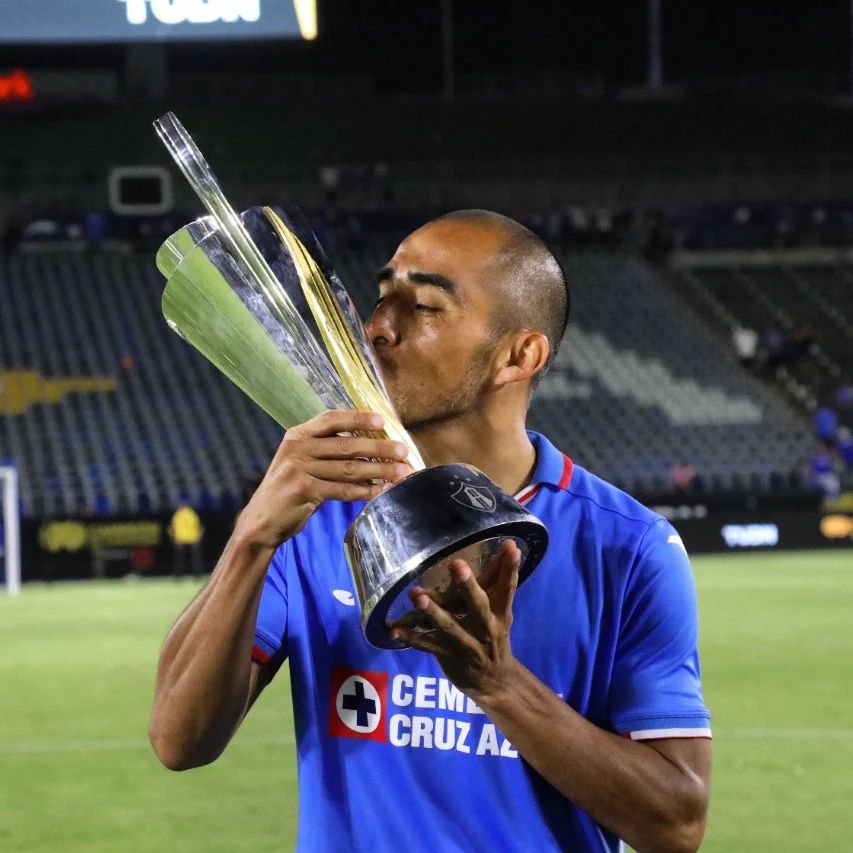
[0,466,21,595]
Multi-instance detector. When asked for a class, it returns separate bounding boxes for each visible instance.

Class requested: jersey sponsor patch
[328,667,389,742]
[328,667,519,757]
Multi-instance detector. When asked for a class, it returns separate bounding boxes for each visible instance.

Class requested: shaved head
[367,208,570,430]
[431,209,569,387]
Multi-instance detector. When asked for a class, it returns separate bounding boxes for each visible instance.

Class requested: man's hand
[389,540,522,702]
[150,409,411,771]
[390,540,710,852]
[236,410,411,549]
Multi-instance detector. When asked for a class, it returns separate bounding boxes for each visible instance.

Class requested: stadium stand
[673,257,853,412]
[528,252,812,494]
[0,243,816,517]
[0,252,283,517]
[9,95,853,219]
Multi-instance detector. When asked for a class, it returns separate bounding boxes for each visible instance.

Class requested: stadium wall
[19,510,236,582]
[651,499,853,554]
[14,498,853,583]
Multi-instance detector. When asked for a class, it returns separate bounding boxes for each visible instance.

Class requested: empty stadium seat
[0,248,818,517]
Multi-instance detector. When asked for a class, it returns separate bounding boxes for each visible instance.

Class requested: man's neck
[408,409,537,496]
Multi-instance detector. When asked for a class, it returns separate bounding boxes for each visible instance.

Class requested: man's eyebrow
[375,267,462,299]
[407,270,460,298]
[375,266,394,284]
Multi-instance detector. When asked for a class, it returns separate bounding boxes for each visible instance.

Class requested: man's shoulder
[528,430,662,537]
[564,463,663,533]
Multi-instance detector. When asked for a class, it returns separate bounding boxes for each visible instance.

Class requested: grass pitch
[1,551,851,852]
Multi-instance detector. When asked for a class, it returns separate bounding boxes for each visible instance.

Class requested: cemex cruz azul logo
[328,667,388,742]
[328,666,518,758]
[118,0,260,25]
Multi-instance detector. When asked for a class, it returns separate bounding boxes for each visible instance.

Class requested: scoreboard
[0,0,316,43]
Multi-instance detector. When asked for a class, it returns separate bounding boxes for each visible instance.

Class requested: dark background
[3,1,851,89]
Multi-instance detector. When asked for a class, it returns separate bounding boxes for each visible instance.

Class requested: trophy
[153,113,549,649]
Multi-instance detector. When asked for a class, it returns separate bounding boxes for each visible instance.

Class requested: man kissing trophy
[153,112,548,649]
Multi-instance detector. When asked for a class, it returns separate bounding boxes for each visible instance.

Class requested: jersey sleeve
[608,519,712,741]
[252,540,291,666]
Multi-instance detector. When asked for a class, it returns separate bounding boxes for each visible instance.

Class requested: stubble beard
[390,345,495,431]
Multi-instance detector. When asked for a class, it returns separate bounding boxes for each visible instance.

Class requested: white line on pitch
[3,727,853,756]
[716,727,853,741]
[0,732,297,756]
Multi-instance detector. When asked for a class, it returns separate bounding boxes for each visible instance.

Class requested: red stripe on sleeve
[559,454,574,489]
[252,645,272,664]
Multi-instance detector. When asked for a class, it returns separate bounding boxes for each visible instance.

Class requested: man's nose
[366,304,400,347]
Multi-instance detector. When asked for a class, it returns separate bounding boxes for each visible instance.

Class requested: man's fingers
[447,559,494,633]
[312,479,386,504]
[290,409,384,439]
[405,588,476,647]
[290,435,409,462]
[488,541,522,620]
[389,627,447,657]
[389,601,472,656]
[387,591,444,632]
[307,458,410,485]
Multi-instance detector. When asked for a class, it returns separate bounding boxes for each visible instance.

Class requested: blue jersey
[253,431,711,852]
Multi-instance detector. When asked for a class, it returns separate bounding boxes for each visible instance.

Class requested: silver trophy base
[344,464,549,650]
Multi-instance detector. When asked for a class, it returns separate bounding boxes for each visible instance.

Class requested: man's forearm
[149,528,276,770]
[149,410,404,770]
[477,660,709,853]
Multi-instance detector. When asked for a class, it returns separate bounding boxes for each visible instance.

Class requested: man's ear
[492,331,550,389]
